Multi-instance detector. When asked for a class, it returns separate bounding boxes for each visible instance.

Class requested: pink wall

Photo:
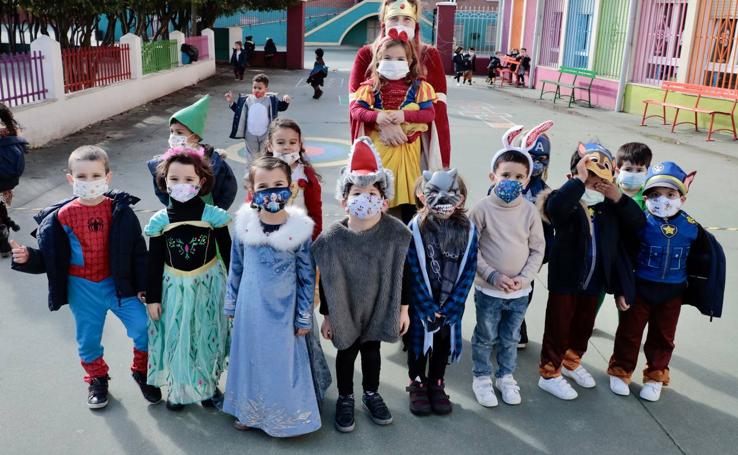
[534,67,619,109]
[501,0,512,52]
[523,0,537,51]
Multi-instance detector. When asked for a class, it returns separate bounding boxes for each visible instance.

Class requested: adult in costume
[349,0,450,170]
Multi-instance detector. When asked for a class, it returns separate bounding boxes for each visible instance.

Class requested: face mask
[167,183,200,203]
[347,193,384,219]
[581,188,605,206]
[531,160,547,177]
[73,178,109,200]
[253,187,292,213]
[377,60,409,80]
[387,24,415,40]
[646,195,682,218]
[168,134,189,149]
[276,152,300,166]
[616,171,647,192]
[494,179,523,204]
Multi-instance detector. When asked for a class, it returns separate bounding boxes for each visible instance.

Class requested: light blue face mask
[616,170,647,191]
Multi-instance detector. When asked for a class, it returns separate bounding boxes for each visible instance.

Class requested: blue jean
[68,276,148,362]
[471,290,528,378]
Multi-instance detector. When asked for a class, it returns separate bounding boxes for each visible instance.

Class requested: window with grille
[539,0,565,68]
[563,0,596,69]
[687,0,738,89]
[631,0,689,85]
[593,0,631,79]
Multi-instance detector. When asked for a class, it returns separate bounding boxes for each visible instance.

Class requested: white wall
[15,32,216,148]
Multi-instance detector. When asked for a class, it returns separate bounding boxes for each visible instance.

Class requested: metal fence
[593,0,631,79]
[0,51,47,107]
[562,0,596,69]
[454,5,499,54]
[538,0,566,68]
[142,39,178,75]
[686,0,738,89]
[184,35,209,60]
[631,0,689,85]
[62,45,131,93]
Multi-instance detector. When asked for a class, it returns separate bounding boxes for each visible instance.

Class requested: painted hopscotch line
[457,102,515,129]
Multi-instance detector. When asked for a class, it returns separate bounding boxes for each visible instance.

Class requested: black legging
[336,339,381,396]
[407,324,451,382]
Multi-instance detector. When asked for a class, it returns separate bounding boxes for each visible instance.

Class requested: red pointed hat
[349,138,382,175]
[336,136,394,200]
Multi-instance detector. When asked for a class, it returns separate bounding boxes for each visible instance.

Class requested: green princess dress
[144,197,231,405]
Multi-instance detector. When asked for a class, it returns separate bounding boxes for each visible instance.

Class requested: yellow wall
[624,84,737,134]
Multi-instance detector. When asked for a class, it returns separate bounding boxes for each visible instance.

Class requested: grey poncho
[312,215,412,350]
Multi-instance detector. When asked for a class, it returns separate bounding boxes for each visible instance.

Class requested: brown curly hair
[155,151,214,197]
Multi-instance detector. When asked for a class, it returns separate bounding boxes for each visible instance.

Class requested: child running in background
[226,73,291,162]
[404,169,477,416]
[307,48,328,100]
[262,118,323,239]
[147,95,238,210]
[313,137,412,432]
[615,142,653,210]
[145,147,231,411]
[0,103,27,257]
[11,146,160,409]
[350,34,437,223]
[223,156,327,437]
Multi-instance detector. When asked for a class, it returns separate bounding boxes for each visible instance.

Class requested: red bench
[497,56,519,87]
[641,81,738,142]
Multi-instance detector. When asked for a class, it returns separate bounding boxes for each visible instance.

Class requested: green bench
[539,66,597,108]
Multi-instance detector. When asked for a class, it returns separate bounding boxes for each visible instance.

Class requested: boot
[406,380,431,416]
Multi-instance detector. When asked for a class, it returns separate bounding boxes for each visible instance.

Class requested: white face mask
[581,188,605,206]
[167,183,200,203]
[168,133,189,149]
[616,171,647,192]
[646,195,682,218]
[73,178,109,200]
[387,24,415,40]
[276,152,300,166]
[377,60,409,80]
[346,193,384,219]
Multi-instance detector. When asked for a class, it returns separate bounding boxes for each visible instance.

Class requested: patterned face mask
[167,183,200,203]
[346,193,384,219]
[646,195,682,218]
[73,178,109,200]
[276,152,301,166]
[253,187,292,213]
[494,179,523,204]
[168,134,189,149]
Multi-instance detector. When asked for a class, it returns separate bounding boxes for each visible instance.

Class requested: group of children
[2,31,725,440]
[486,48,531,87]
[452,46,477,86]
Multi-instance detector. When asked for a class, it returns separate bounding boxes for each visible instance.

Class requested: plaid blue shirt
[405,217,478,362]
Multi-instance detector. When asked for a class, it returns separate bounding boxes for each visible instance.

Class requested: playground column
[202,28,216,60]
[120,33,143,79]
[286,0,306,70]
[435,2,457,75]
[30,35,65,100]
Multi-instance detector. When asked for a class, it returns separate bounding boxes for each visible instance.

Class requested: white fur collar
[235,204,314,251]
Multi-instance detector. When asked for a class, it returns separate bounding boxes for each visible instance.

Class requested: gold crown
[385,0,418,21]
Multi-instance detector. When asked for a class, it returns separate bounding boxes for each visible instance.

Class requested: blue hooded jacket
[0,135,28,192]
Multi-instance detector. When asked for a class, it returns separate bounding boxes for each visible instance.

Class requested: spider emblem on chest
[88,217,104,232]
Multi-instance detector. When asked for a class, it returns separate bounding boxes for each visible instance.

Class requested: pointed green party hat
[170,94,210,139]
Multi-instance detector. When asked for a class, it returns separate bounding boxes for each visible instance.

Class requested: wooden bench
[641,81,738,142]
[539,66,597,108]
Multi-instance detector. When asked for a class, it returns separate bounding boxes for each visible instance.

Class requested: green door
[214,28,231,61]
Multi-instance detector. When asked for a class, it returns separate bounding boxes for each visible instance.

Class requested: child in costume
[147,95,238,210]
[223,156,328,437]
[608,162,725,401]
[313,137,412,433]
[470,126,546,408]
[11,146,160,409]
[226,73,291,162]
[307,48,328,100]
[262,118,323,239]
[144,147,231,411]
[350,34,437,223]
[404,169,477,416]
[615,142,652,211]
[537,143,645,400]
[0,103,26,257]
[230,41,247,80]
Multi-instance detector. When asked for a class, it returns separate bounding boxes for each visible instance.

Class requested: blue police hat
[643,161,688,194]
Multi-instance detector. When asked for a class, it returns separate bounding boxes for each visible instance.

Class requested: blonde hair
[369,38,422,91]
[68,145,110,174]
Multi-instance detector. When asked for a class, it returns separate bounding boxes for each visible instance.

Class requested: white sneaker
[472,376,498,407]
[562,365,596,388]
[456,82,461,86]
[609,375,630,396]
[640,382,663,402]
[538,376,578,400]
[495,375,522,405]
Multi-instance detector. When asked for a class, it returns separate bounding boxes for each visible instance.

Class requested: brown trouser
[539,292,600,378]
[608,295,682,385]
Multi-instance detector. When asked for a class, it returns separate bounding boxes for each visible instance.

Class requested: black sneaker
[131,371,162,404]
[517,320,529,350]
[362,391,393,425]
[406,380,431,416]
[428,380,452,415]
[201,388,222,408]
[0,224,10,257]
[166,400,185,411]
[335,395,356,433]
[87,376,109,409]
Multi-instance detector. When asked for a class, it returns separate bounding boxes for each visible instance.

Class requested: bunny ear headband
[491,120,554,178]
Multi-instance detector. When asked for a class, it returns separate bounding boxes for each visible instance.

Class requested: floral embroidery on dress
[167,234,208,260]
[232,394,314,437]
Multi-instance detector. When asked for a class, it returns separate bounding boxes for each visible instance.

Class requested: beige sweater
[469,192,545,292]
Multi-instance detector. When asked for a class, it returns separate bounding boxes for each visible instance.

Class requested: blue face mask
[531,160,547,177]
[494,179,523,204]
[252,187,292,213]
